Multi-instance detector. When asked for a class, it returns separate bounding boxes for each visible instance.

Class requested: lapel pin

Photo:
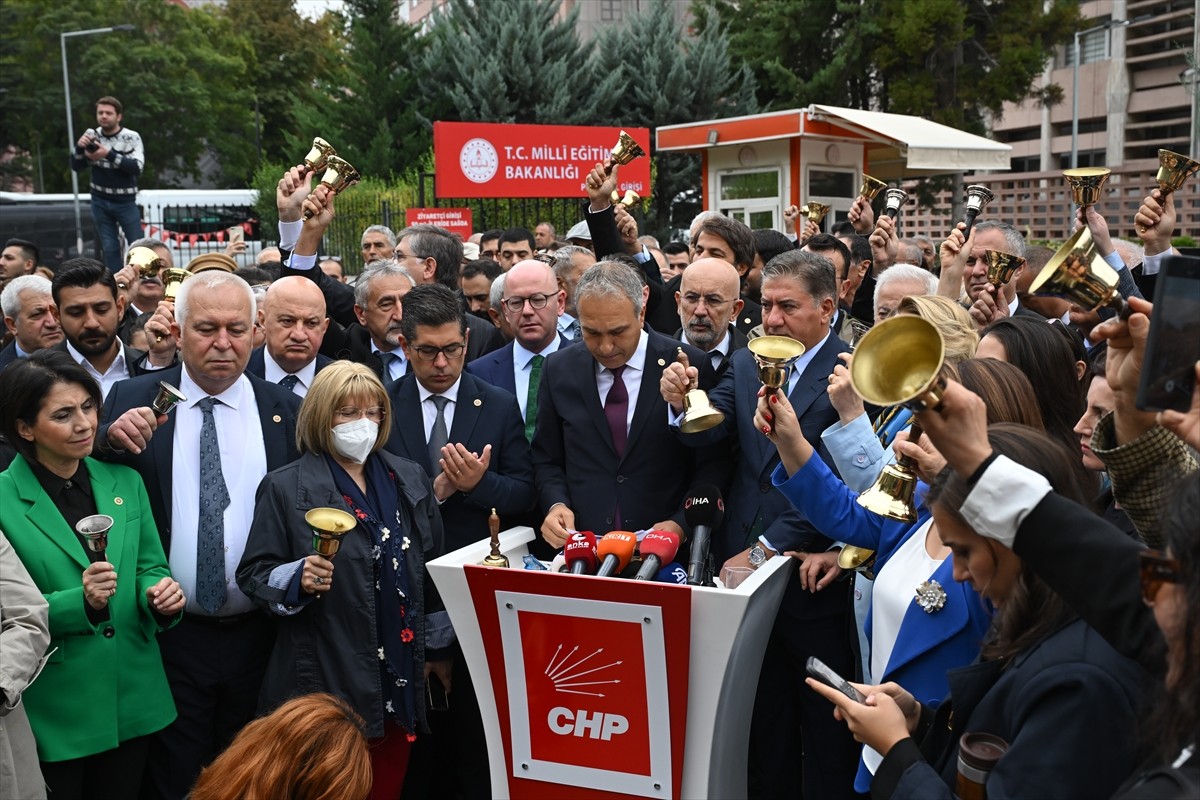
[657,358,666,366]
[273,415,282,423]
[473,398,482,407]
[113,497,124,505]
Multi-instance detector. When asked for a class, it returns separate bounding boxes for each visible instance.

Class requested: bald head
[259,275,329,373]
[677,257,744,352]
[503,259,565,352]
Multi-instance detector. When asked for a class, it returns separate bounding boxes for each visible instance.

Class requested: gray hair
[360,225,397,248]
[489,272,507,314]
[762,249,837,304]
[973,221,1026,260]
[175,271,255,328]
[353,258,415,308]
[874,263,938,310]
[128,237,168,252]
[1112,238,1144,269]
[1,274,52,318]
[575,261,645,315]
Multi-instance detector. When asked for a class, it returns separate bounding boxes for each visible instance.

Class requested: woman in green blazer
[0,351,184,800]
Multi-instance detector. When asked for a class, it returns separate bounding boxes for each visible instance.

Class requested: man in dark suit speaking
[533,261,717,546]
[96,271,301,799]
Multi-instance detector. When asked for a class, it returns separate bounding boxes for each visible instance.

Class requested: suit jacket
[280,258,503,363]
[680,334,849,619]
[0,456,178,761]
[50,339,160,380]
[0,341,20,374]
[383,371,535,552]
[464,333,573,397]
[531,330,718,533]
[245,347,333,386]
[97,364,301,553]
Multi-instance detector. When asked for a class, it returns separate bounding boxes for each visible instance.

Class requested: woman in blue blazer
[0,352,183,800]
[756,358,1043,792]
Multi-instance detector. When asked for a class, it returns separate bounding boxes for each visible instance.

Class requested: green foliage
[1172,236,1197,249]
[0,0,258,191]
[289,0,430,180]
[416,0,620,126]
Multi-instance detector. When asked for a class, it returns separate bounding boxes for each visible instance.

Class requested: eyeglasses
[412,343,466,361]
[681,292,731,310]
[335,406,386,422]
[1139,549,1182,604]
[501,293,554,314]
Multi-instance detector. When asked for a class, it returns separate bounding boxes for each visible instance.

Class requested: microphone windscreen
[655,563,689,584]
[564,530,599,572]
[640,529,682,564]
[684,485,725,529]
[596,531,637,572]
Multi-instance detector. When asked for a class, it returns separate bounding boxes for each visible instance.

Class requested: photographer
[69,97,144,273]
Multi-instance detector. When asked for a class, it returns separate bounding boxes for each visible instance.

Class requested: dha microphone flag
[634,530,683,581]
[594,531,638,578]
[564,530,599,574]
[684,485,724,586]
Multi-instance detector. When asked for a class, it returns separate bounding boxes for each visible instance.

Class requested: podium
[427,526,791,800]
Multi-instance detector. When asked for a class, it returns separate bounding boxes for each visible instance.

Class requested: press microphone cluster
[634,530,683,581]
[684,485,724,586]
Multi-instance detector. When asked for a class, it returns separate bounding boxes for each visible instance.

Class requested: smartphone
[806,656,865,704]
[427,673,450,712]
[227,226,244,245]
[1137,255,1200,412]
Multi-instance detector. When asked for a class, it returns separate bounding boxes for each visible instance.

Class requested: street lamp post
[61,24,135,258]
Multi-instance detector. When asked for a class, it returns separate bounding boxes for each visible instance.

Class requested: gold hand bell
[306,507,358,598]
[859,174,887,202]
[1063,167,1111,207]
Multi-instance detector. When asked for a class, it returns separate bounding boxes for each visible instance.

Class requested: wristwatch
[748,542,770,568]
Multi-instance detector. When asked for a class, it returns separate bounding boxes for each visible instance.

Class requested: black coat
[236,450,446,738]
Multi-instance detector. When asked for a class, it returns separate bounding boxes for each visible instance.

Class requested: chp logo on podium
[497,591,673,797]
[435,121,651,199]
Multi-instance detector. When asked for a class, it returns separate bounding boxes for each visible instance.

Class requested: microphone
[634,530,683,581]
[564,531,599,575]
[594,531,637,578]
[549,552,568,573]
[684,485,724,586]
[655,562,689,585]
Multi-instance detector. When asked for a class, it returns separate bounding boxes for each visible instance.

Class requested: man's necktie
[278,374,300,392]
[604,365,628,458]
[428,395,450,478]
[196,397,230,614]
[379,352,398,388]
[568,320,581,340]
[525,354,544,442]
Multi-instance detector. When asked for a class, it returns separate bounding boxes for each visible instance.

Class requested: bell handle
[896,420,925,469]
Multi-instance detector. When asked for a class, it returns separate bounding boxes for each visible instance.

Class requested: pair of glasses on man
[1139,550,1182,604]
[411,343,466,362]
[500,293,554,314]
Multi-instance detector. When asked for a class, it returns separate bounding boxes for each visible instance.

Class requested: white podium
[427,526,791,800]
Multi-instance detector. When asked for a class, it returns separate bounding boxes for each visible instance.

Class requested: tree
[289,0,429,179]
[593,0,758,239]
[415,0,622,127]
[0,0,258,191]
[221,0,339,171]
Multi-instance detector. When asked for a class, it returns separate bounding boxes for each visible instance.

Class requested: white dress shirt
[418,376,462,442]
[263,349,317,397]
[66,340,129,400]
[372,343,408,383]
[513,337,563,417]
[679,327,732,372]
[169,369,267,616]
[594,330,648,432]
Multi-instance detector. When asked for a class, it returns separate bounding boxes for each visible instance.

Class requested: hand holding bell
[300,137,336,176]
[304,156,361,220]
[606,130,646,171]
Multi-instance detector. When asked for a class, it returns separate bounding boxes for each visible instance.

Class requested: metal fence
[901,161,1200,244]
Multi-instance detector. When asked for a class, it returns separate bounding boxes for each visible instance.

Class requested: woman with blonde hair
[189,693,372,800]
[237,361,449,800]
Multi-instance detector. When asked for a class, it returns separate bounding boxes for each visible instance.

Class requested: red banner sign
[404,207,473,240]
[434,122,652,199]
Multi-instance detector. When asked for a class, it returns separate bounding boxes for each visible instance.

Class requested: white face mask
[330,418,378,464]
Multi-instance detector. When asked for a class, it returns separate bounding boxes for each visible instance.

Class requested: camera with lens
[85,141,100,153]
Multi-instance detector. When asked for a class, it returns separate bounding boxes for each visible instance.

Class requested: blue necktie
[278,374,300,392]
[380,352,398,387]
[196,397,230,614]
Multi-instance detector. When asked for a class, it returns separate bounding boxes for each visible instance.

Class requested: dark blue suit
[0,340,21,374]
[96,363,301,799]
[679,332,859,799]
[465,333,573,397]
[531,330,718,533]
[244,346,333,389]
[383,371,535,552]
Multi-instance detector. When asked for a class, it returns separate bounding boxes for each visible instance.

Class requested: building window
[1061,20,1113,67]
[719,169,779,202]
[600,0,622,22]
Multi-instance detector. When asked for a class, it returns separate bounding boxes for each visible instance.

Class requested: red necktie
[604,365,628,458]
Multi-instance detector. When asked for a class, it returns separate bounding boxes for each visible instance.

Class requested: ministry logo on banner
[460,138,499,184]
[497,591,672,796]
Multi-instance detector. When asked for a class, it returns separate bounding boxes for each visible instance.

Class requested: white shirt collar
[1008,295,1020,315]
[595,329,649,377]
[371,341,406,364]
[66,339,126,377]
[417,375,462,405]
[679,327,732,357]
[263,349,317,389]
[513,335,562,368]
[180,365,249,411]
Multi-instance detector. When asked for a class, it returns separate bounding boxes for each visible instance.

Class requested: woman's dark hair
[928,423,1096,662]
[980,316,1085,462]
[1144,472,1200,763]
[0,350,102,461]
[956,359,1044,431]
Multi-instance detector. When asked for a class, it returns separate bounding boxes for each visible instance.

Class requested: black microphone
[684,485,724,586]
